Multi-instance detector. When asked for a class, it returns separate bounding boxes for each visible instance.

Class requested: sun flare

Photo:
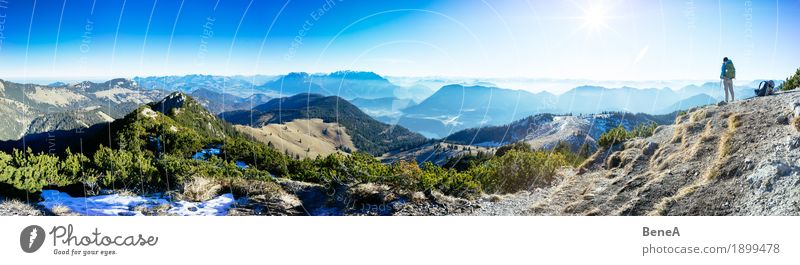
[582,4,609,31]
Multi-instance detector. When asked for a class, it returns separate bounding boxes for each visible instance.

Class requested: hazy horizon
[2,72,767,96]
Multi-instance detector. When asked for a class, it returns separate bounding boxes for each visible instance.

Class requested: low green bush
[0,149,75,192]
[598,122,657,147]
[470,149,569,194]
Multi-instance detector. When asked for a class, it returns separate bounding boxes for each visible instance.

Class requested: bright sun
[585,8,605,27]
[579,2,611,34]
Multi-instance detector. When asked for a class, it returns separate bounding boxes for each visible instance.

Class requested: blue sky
[0,0,798,83]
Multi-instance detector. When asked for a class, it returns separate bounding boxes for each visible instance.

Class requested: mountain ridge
[219,93,427,155]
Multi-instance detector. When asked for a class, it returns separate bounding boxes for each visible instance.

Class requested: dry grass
[661,152,683,167]
[50,204,77,216]
[351,183,390,196]
[674,113,687,125]
[649,181,702,216]
[792,116,800,132]
[650,166,717,216]
[134,203,172,216]
[702,162,722,182]
[115,189,138,197]
[699,120,716,142]
[224,178,282,198]
[689,121,716,160]
[578,147,605,169]
[718,133,734,159]
[718,114,742,159]
[0,199,43,216]
[180,176,222,202]
[670,124,686,144]
[690,109,708,123]
[649,114,742,215]
[235,118,356,158]
[699,114,740,182]
[605,152,622,169]
[409,191,427,203]
[727,113,742,129]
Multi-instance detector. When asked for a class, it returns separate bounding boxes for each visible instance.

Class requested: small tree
[781,67,800,91]
[598,126,632,147]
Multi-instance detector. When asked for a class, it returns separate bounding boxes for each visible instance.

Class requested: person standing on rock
[721,57,736,102]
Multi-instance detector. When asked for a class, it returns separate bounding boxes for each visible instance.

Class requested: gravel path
[462,189,552,216]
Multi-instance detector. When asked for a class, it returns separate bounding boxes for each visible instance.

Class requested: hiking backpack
[755,80,775,97]
[725,61,736,79]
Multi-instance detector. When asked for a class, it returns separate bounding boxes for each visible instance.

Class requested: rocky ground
[525,90,800,215]
[460,191,546,216]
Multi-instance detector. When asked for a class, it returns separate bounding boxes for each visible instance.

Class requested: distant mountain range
[8,72,780,144]
[256,71,400,100]
[189,88,271,114]
[660,94,717,114]
[398,84,559,138]
[393,81,762,138]
[131,72,771,139]
[135,71,404,103]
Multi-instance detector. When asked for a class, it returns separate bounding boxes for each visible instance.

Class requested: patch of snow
[166,194,235,216]
[193,148,221,160]
[27,87,88,107]
[440,115,462,126]
[96,111,115,122]
[77,120,89,128]
[38,190,235,216]
[72,81,91,90]
[39,190,168,216]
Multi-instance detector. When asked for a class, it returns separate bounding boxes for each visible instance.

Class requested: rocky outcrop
[529,90,800,216]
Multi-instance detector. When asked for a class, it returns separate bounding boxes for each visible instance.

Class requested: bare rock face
[530,90,800,216]
[152,92,187,115]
